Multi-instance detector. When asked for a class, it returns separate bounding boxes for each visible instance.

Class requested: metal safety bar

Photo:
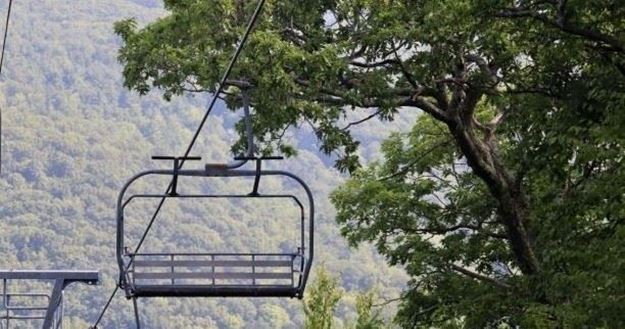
[0,271,98,329]
[2,282,55,329]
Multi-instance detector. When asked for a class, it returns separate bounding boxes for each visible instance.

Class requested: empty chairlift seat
[116,156,314,299]
[126,252,302,297]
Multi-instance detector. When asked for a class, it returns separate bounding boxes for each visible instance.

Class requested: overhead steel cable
[0,0,12,75]
[0,0,13,174]
[89,0,265,327]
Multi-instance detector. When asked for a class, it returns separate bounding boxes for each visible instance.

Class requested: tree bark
[446,111,540,275]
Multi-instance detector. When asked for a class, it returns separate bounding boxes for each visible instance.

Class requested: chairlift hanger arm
[217,87,257,170]
[151,156,202,196]
[231,155,285,195]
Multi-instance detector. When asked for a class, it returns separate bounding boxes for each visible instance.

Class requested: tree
[303,268,389,329]
[303,268,343,329]
[350,291,386,329]
[114,0,625,327]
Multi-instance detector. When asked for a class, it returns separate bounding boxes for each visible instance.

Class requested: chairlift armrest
[262,156,284,160]
[233,155,284,161]
[151,155,202,161]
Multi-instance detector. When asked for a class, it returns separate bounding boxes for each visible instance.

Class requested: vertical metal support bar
[2,279,6,308]
[131,254,136,287]
[132,298,141,329]
[170,255,175,285]
[2,278,6,307]
[54,302,58,329]
[242,88,254,156]
[42,279,64,329]
[4,287,7,329]
[54,298,58,329]
[251,160,262,196]
[291,255,295,287]
[54,291,64,329]
[60,291,64,329]
[171,158,179,196]
[2,279,7,329]
[300,210,305,255]
[252,255,256,286]
[211,255,215,286]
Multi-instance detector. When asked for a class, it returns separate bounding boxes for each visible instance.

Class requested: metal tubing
[131,286,298,298]
[116,168,314,298]
[132,298,141,329]
[0,271,99,329]
[42,280,63,329]
[131,252,297,257]
[123,194,303,209]
[170,255,175,286]
[251,159,261,196]
[0,271,99,282]
[224,88,255,170]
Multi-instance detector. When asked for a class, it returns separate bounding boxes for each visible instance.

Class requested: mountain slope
[0,1,412,327]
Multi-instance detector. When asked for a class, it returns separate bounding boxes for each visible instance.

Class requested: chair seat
[129,284,300,298]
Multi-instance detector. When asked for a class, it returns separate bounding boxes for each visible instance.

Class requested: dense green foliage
[115,0,625,327]
[0,0,406,328]
[303,268,388,329]
[350,291,386,329]
[304,268,343,329]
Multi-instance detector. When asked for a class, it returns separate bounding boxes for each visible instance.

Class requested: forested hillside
[0,1,411,328]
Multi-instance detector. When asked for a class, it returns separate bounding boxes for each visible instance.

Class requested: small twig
[378,139,453,181]
[340,109,383,130]
[372,297,402,308]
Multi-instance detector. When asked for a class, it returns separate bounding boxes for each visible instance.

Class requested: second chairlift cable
[0,0,14,174]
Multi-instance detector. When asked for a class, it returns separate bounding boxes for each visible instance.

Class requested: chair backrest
[129,253,299,287]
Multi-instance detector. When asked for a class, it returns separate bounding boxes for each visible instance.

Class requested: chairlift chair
[116,155,314,299]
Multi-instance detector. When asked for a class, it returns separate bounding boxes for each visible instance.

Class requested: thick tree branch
[411,96,449,122]
[488,111,506,127]
[296,77,449,122]
[447,101,540,275]
[464,54,498,86]
[450,264,512,289]
[225,79,253,89]
[497,8,624,52]
[416,223,508,240]
[281,27,306,46]
[340,109,384,130]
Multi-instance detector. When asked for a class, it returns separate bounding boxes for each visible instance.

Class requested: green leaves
[304,268,343,329]
[116,0,625,327]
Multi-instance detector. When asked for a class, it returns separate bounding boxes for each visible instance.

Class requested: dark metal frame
[116,161,314,300]
[0,270,99,329]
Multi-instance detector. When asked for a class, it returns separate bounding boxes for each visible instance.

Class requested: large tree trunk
[447,114,540,275]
